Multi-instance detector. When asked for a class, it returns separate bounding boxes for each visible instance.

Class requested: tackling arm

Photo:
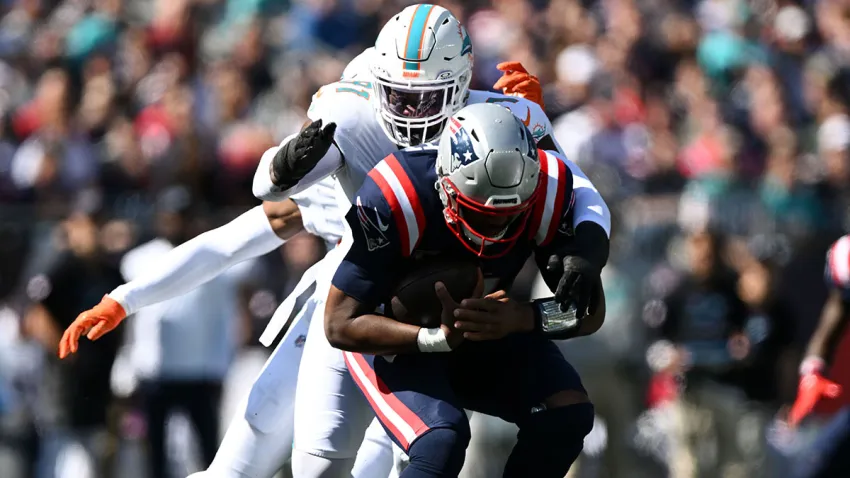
[111,205,290,315]
[530,156,610,340]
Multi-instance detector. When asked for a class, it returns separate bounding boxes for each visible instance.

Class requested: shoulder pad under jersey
[467,90,555,146]
[354,153,432,257]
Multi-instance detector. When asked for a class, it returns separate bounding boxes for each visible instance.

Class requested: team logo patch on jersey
[448,118,479,172]
[532,123,546,140]
[294,334,306,348]
[356,196,391,251]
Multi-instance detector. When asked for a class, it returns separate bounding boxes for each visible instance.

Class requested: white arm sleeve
[109,206,284,315]
[252,133,344,202]
[565,159,611,237]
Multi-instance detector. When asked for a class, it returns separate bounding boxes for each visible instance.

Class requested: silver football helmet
[436,103,541,257]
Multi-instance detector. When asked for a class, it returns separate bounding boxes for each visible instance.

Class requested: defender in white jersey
[57,4,597,478]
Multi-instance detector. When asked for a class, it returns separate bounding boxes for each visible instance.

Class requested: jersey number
[336,81,373,100]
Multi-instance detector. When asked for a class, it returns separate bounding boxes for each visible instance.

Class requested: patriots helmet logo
[447,118,479,172]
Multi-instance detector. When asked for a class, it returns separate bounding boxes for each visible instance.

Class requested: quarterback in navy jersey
[325,104,608,478]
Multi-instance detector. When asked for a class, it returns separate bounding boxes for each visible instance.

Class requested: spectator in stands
[24,208,124,478]
[120,187,255,477]
[652,228,754,478]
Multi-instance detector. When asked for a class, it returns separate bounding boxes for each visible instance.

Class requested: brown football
[388,258,483,328]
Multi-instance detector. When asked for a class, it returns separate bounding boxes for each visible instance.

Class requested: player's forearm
[326,313,422,355]
[571,222,609,271]
[252,134,343,202]
[110,206,284,315]
[325,286,422,355]
[805,290,850,365]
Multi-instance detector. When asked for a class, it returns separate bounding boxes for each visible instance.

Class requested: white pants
[292,295,374,459]
[198,290,393,477]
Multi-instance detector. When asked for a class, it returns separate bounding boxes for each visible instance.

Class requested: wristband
[417,328,451,352]
[532,298,580,339]
[800,355,826,376]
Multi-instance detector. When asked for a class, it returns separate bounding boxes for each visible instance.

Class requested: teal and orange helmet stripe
[403,4,435,71]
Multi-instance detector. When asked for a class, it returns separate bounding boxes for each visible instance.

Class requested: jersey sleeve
[332,169,406,306]
[826,236,850,300]
[564,156,610,236]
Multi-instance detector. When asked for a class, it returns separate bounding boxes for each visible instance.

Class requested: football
[388,257,483,328]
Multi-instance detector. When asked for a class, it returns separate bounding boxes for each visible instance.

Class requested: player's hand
[493,62,544,109]
[434,282,465,350]
[453,290,535,341]
[271,119,337,187]
[58,295,126,359]
[547,254,601,319]
[787,372,842,427]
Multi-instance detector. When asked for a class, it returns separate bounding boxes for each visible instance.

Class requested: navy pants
[344,334,587,452]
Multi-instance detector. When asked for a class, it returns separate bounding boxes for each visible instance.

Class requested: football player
[786,234,850,477]
[326,103,605,477]
[58,5,591,478]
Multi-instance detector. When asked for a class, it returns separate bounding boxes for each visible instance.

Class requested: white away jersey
[305,80,562,204]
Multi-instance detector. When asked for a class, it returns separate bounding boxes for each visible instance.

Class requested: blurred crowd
[0,0,849,477]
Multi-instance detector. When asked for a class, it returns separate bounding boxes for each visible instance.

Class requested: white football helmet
[370,4,473,147]
[436,103,541,258]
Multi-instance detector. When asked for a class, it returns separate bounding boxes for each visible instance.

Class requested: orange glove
[493,61,545,110]
[788,358,842,427]
[58,295,126,359]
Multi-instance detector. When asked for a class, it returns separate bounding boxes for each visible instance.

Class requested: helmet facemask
[372,71,470,146]
[438,176,539,259]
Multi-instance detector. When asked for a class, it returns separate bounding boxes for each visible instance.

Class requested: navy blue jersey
[332,146,576,307]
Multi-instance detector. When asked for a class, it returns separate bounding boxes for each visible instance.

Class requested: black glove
[271,119,337,188]
[546,254,601,319]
